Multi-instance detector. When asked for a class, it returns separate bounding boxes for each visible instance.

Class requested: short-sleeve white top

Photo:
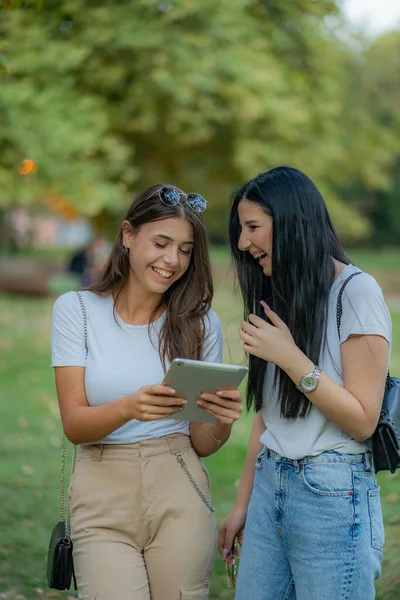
[260,265,392,459]
[52,290,223,444]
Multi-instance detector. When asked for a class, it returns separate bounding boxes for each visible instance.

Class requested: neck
[115,278,163,326]
[332,257,348,280]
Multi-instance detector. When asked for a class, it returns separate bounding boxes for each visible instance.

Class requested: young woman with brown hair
[52,184,243,600]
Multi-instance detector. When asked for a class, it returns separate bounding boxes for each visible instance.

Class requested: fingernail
[167,388,176,394]
[182,400,187,404]
[260,300,270,311]
[200,393,207,399]
[222,548,229,560]
[197,400,203,406]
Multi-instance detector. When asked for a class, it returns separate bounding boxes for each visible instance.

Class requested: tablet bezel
[162,358,248,423]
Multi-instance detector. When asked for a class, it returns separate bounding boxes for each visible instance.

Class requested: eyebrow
[239,219,259,227]
[153,234,194,245]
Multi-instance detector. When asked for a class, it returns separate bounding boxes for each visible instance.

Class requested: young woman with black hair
[52,184,243,600]
[218,167,391,600]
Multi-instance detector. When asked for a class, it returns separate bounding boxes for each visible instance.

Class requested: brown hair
[90,184,214,369]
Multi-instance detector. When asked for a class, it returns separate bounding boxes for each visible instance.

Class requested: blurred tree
[0,0,397,244]
[334,31,400,246]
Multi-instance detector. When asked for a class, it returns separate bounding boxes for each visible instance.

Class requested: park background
[0,0,399,598]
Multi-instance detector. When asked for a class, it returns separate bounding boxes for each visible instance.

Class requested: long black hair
[229,166,350,418]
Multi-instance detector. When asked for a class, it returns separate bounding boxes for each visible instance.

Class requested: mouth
[252,251,268,262]
[151,266,174,281]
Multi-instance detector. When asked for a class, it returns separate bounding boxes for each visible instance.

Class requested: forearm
[233,412,265,512]
[283,348,378,441]
[61,397,130,445]
[190,421,232,457]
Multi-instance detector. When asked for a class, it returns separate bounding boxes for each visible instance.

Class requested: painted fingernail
[260,300,270,311]
[222,548,229,560]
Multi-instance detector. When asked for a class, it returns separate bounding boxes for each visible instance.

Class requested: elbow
[62,418,84,445]
[351,421,378,443]
[63,427,81,445]
[191,443,211,458]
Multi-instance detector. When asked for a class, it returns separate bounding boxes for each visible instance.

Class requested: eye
[180,248,192,256]
[154,242,167,249]
[249,225,258,231]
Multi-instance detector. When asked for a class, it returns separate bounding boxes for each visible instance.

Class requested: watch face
[302,375,318,392]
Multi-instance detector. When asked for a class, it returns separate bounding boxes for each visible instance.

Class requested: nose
[163,247,179,266]
[238,230,251,252]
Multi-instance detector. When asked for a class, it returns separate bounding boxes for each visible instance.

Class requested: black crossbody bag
[337,272,400,473]
[47,291,88,589]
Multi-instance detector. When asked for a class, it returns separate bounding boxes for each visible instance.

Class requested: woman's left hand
[197,389,243,425]
[239,306,298,369]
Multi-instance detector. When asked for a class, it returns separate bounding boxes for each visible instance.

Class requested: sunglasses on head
[158,186,207,213]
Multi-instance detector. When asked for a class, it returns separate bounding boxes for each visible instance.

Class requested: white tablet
[162,358,248,423]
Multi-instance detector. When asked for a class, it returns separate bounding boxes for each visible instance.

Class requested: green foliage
[336,32,400,245]
[0,1,399,243]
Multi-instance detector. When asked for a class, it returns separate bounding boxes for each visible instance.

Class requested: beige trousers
[69,434,216,600]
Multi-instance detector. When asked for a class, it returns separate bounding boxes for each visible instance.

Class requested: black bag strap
[336,270,362,341]
[336,270,391,384]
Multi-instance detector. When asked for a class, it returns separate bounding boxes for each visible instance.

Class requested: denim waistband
[78,433,191,460]
[264,447,373,470]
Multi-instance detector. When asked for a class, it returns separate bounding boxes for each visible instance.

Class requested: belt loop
[364,452,372,471]
[166,435,177,455]
[91,444,104,461]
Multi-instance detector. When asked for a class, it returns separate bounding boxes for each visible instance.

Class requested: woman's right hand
[218,506,247,563]
[123,385,187,422]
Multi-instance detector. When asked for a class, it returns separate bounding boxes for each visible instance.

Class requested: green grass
[0,249,399,599]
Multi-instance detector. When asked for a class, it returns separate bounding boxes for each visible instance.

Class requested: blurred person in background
[52,184,243,600]
[68,237,109,286]
[219,166,391,600]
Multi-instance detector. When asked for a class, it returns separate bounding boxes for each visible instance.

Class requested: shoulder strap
[336,270,391,386]
[60,292,88,532]
[76,291,88,357]
[336,271,362,341]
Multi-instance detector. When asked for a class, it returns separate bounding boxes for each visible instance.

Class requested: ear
[121,220,135,250]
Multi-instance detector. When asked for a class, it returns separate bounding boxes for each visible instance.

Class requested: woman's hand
[196,389,243,425]
[124,385,187,422]
[218,507,247,563]
[239,304,298,369]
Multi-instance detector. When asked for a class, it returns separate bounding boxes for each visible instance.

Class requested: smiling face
[122,217,194,297]
[237,199,273,276]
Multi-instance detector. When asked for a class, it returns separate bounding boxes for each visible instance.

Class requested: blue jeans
[235,448,384,600]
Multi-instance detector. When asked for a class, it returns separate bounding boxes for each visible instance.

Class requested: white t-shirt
[52,290,223,444]
[260,265,392,459]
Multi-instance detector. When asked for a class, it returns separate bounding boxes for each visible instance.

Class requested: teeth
[152,267,173,279]
[254,252,267,260]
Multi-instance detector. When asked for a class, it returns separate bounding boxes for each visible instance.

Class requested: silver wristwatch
[297,365,321,394]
